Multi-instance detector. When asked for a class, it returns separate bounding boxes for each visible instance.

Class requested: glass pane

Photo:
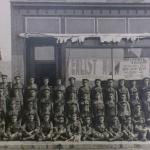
[34,46,55,61]
[66,48,112,80]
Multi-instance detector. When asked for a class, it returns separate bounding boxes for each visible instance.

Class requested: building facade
[11,0,150,85]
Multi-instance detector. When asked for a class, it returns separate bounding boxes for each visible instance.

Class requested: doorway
[26,38,58,86]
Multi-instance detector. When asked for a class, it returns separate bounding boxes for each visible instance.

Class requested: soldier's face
[0,90,3,96]
[108,81,113,87]
[98,117,104,123]
[30,91,36,97]
[144,79,149,85]
[70,79,75,85]
[95,80,101,86]
[29,115,34,121]
[85,118,90,125]
[57,79,61,85]
[44,91,50,97]
[109,94,113,99]
[11,116,17,123]
[16,78,20,84]
[57,92,62,98]
[132,81,136,86]
[2,77,7,83]
[135,106,141,114]
[44,79,49,85]
[72,114,77,121]
[30,78,34,84]
[112,117,118,124]
[127,118,132,124]
[119,80,124,86]
[44,115,50,122]
[83,81,88,86]
[121,95,126,101]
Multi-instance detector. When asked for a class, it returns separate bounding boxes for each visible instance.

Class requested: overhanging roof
[19,33,150,43]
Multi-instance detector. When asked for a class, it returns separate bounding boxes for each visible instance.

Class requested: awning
[19,33,150,43]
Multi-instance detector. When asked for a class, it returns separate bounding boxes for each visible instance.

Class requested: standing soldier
[91,79,104,119]
[6,112,22,140]
[12,76,24,102]
[117,79,130,102]
[0,88,6,115]
[65,77,78,100]
[78,79,91,115]
[129,80,139,101]
[141,77,150,99]
[105,92,117,123]
[105,79,118,103]
[118,94,131,124]
[54,79,65,95]
[10,88,23,114]
[0,75,10,98]
[38,87,53,119]
[54,90,65,121]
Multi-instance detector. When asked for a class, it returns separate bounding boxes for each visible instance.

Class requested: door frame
[26,37,60,84]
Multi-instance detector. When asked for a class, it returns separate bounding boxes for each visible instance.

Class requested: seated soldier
[53,115,67,141]
[39,111,53,141]
[81,115,104,141]
[94,115,109,140]
[133,104,147,141]
[108,116,123,141]
[22,110,40,141]
[66,113,82,142]
[6,112,22,140]
[122,116,136,141]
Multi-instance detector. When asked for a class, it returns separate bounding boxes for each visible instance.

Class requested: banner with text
[68,58,150,80]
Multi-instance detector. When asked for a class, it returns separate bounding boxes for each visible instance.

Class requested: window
[34,46,55,61]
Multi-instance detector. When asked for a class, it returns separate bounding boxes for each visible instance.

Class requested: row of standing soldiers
[0,75,150,141]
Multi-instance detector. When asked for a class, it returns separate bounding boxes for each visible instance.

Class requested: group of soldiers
[0,74,150,141]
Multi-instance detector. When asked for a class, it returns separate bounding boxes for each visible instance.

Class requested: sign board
[68,58,112,80]
[68,58,150,80]
[114,58,150,80]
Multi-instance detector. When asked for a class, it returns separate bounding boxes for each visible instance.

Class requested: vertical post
[111,47,114,80]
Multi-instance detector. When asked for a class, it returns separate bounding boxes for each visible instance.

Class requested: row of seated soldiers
[0,74,150,141]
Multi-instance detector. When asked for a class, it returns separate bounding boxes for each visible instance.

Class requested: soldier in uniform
[94,115,109,140]
[22,110,40,141]
[12,76,24,102]
[108,116,123,141]
[78,79,91,115]
[105,92,117,123]
[122,116,136,141]
[10,88,23,114]
[54,90,64,121]
[117,79,130,102]
[53,115,67,141]
[129,80,139,101]
[26,77,38,91]
[141,77,150,97]
[65,77,78,100]
[54,79,65,95]
[6,112,22,140]
[38,87,53,119]
[66,113,82,142]
[0,74,10,98]
[132,104,147,141]
[0,88,6,115]
[0,110,6,140]
[39,111,53,141]
[105,79,118,103]
[25,89,37,111]
[118,94,131,124]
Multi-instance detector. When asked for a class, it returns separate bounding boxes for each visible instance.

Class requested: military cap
[107,79,114,82]
[94,79,101,82]
[119,79,125,82]
[82,79,89,82]
[1,74,7,78]
[14,75,21,79]
[69,77,76,81]
[143,77,150,81]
